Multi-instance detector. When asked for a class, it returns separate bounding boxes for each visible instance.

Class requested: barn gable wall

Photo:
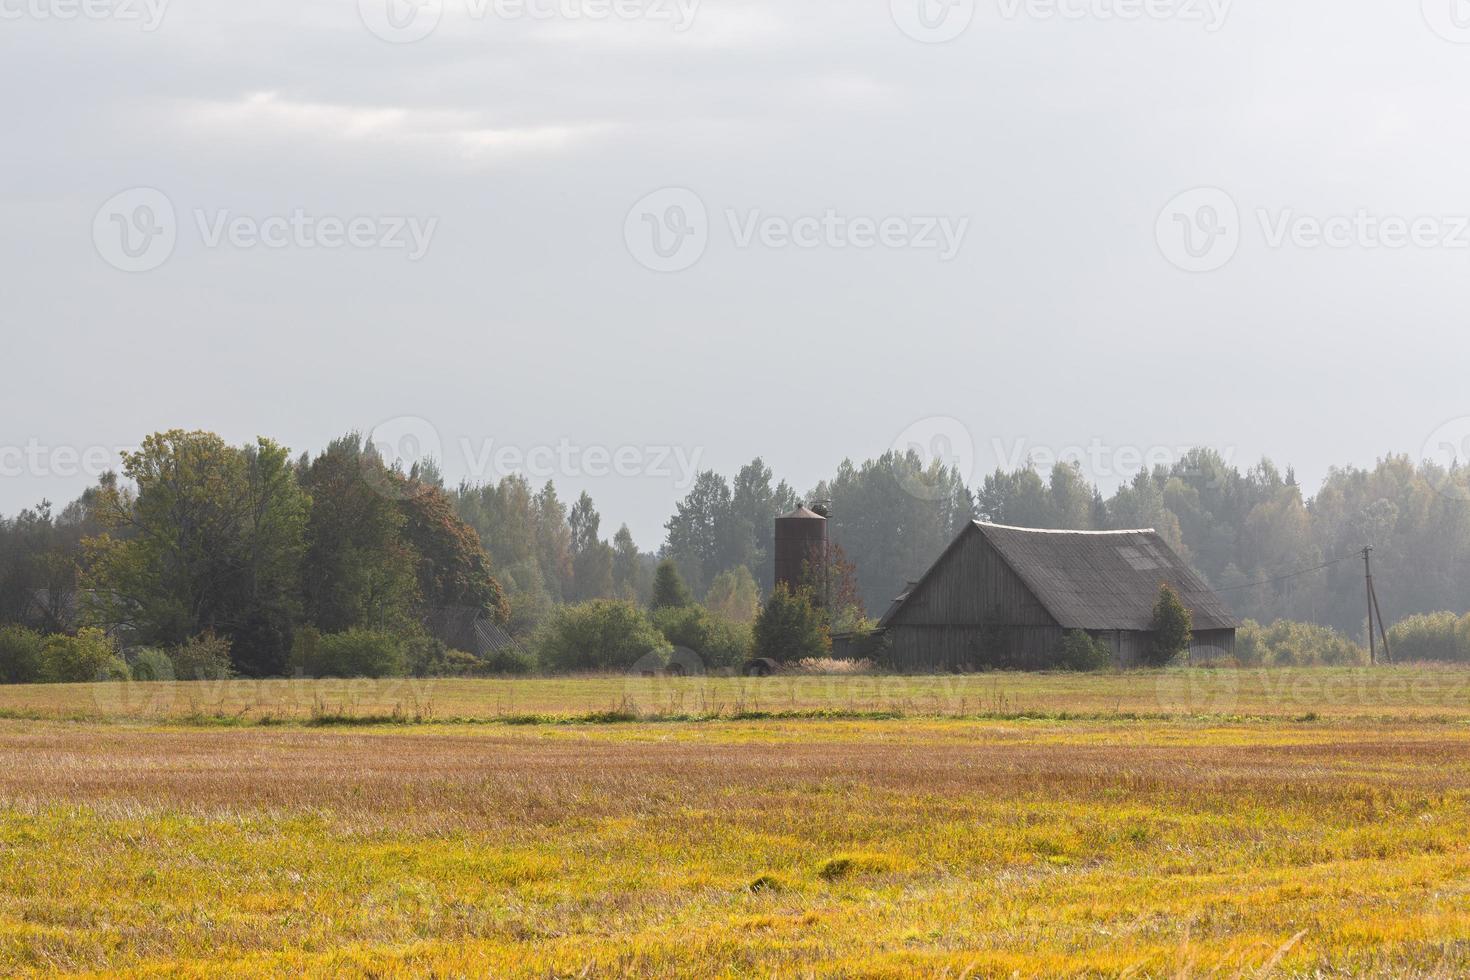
[885,527,1056,630]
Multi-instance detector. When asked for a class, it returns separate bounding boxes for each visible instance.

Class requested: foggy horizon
[7,0,1470,550]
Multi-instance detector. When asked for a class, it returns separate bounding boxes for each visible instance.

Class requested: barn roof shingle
[973,522,1238,631]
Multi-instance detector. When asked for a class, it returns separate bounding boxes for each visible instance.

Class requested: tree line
[3,430,1470,675]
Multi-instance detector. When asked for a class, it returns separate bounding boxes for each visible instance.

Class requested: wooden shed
[874,522,1237,670]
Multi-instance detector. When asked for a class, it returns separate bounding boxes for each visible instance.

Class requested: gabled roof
[883,522,1238,632]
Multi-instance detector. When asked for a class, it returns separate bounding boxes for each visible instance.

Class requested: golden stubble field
[1,670,1469,977]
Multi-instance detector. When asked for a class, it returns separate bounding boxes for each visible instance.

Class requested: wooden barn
[873,522,1237,670]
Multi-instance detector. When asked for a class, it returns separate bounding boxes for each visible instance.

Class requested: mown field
[2,670,1470,977]
[3,666,1470,725]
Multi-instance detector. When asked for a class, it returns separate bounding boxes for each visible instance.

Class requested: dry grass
[0,714,1464,975]
[0,699,1468,976]
[2,665,1470,726]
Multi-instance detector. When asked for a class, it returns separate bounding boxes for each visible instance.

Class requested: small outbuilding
[874,522,1237,670]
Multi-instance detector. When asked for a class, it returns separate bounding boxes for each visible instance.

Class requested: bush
[1235,620,1368,667]
[407,635,537,677]
[129,648,176,682]
[169,633,235,681]
[1056,631,1114,672]
[651,605,752,670]
[292,628,405,679]
[1385,612,1469,664]
[480,646,536,675]
[42,628,128,683]
[650,560,694,611]
[0,625,46,684]
[1143,585,1192,667]
[534,600,670,673]
[752,584,830,664]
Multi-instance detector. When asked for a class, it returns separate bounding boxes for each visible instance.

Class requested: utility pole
[1362,546,1376,666]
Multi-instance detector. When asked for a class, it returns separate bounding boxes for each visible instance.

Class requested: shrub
[292,628,405,679]
[480,646,536,676]
[752,584,829,664]
[1385,612,1469,664]
[129,648,176,682]
[534,600,670,673]
[438,649,488,677]
[1056,631,1114,672]
[1235,620,1368,667]
[1143,585,1192,667]
[651,605,752,670]
[43,628,128,683]
[169,633,235,681]
[0,625,46,684]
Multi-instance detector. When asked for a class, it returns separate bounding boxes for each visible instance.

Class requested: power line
[1199,554,1358,596]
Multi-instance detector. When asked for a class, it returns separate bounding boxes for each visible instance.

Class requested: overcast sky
[4,0,1470,546]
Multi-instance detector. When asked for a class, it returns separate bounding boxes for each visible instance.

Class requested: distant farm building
[873,523,1237,670]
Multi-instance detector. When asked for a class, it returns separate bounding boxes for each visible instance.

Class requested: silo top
[778,505,827,521]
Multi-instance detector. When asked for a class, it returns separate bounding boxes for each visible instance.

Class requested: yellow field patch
[1,676,1469,975]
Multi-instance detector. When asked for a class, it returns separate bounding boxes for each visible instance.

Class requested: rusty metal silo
[774,504,828,598]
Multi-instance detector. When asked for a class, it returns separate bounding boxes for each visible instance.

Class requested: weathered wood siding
[879,526,1237,671]
[883,624,1068,672]
[882,528,1063,670]
[886,528,1053,629]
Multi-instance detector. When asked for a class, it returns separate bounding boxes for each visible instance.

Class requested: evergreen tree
[650,559,694,610]
[1145,583,1193,666]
